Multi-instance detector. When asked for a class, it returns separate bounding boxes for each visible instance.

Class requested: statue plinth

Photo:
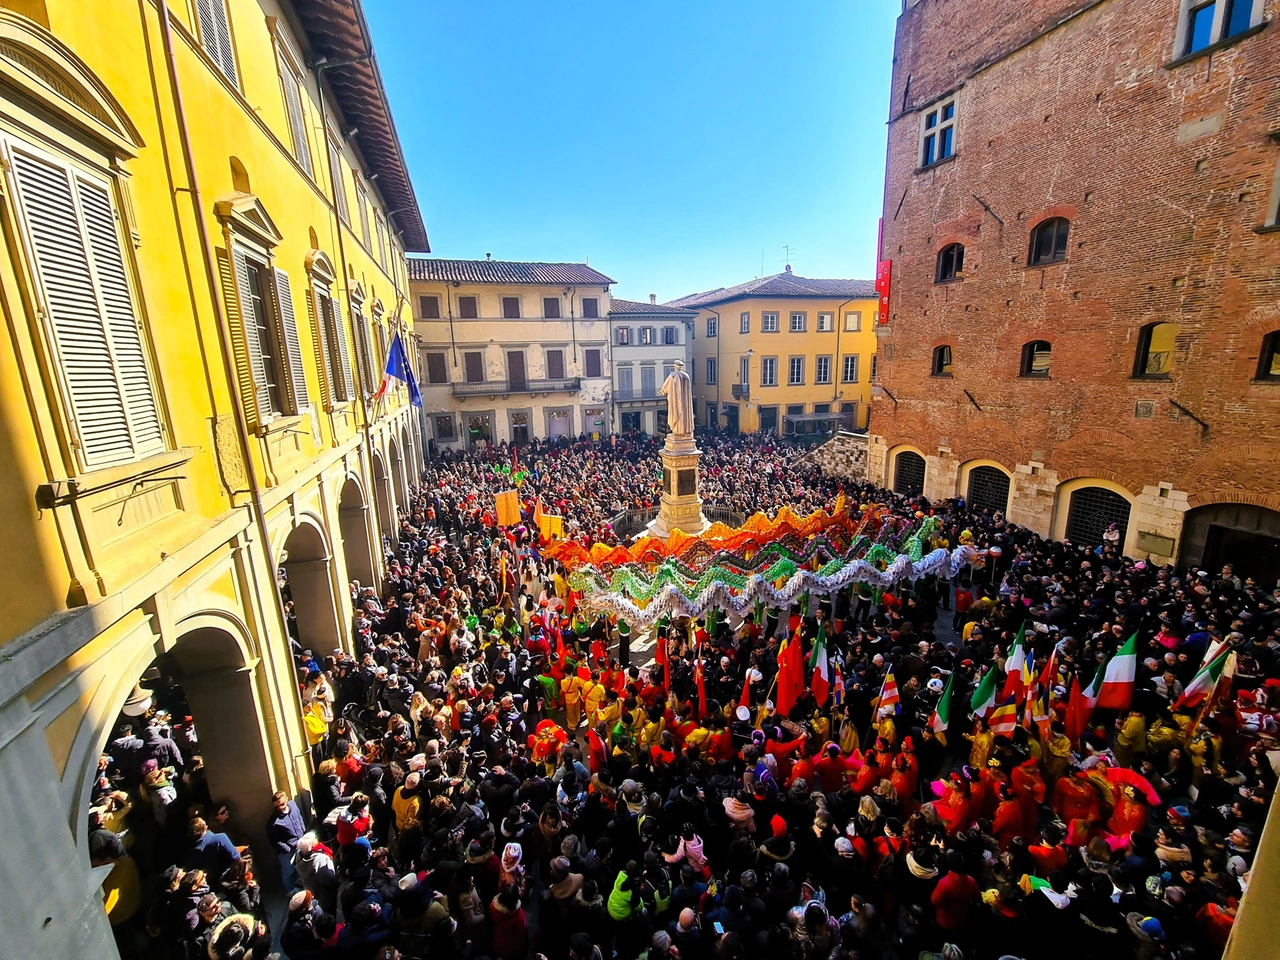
[645,434,709,540]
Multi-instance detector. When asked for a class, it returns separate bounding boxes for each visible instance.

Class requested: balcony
[731,384,749,400]
[451,377,581,397]
[614,386,661,401]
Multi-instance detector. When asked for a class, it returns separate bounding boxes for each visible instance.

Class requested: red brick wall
[873,0,1280,524]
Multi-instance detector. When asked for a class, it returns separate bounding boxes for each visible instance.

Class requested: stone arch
[279,518,343,654]
[887,443,928,496]
[958,458,1013,513]
[1179,502,1280,583]
[400,424,413,495]
[371,448,395,546]
[339,474,377,588]
[951,416,1026,468]
[1052,477,1137,554]
[389,433,406,516]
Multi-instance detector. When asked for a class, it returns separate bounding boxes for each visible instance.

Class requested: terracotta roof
[608,298,697,317]
[406,258,615,285]
[668,270,877,308]
[292,0,429,251]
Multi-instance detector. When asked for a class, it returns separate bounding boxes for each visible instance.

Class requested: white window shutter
[229,248,270,429]
[349,304,370,396]
[273,268,308,413]
[361,316,377,394]
[328,295,354,401]
[196,0,237,87]
[308,286,333,408]
[11,149,139,465]
[281,66,312,176]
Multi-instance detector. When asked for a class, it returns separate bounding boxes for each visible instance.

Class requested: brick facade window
[936,243,965,282]
[1181,0,1259,57]
[1133,322,1178,379]
[931,344,953,377]
[1029,217,1070,265]
[1020,340,1051,378]
[1257,331,1280,380]
[920,97,957,168]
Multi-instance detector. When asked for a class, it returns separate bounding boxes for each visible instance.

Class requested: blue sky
[364,1,900,303]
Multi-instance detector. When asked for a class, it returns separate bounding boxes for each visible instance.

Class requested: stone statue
[659,359,694,437]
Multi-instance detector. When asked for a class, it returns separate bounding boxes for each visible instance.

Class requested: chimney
[649,293,657,304]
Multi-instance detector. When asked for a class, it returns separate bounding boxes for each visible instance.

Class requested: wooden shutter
[584,349,601,378]
[273,268,308,413]
[358,313,377,394]
[280,64,312,176]
[426,353,447,384]
[327,295,355,401]
[12,150,136,464]
[216,245,268,430]
[195,0,237,86]
[547,350,564,380]
[308,285,333,407]
[328,140,347,222]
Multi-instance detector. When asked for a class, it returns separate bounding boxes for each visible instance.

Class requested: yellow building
[0,0,425,954]
[671,267,879,436]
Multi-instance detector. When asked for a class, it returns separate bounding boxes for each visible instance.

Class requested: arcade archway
[1181,502,1280,584]
[372,450,395,547]
[339,477,377,588]
[279,522,342,654]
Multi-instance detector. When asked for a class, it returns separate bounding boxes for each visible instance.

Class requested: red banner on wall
[875,259,892,322]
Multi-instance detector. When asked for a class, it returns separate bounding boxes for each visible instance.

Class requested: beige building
[410,259,616,448]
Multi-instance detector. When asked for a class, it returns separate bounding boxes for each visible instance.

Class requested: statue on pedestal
[659,359,694,438]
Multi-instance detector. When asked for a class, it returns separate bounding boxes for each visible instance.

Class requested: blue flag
[378,332,422,407]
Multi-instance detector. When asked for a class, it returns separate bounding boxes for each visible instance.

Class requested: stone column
[645,434,710,539]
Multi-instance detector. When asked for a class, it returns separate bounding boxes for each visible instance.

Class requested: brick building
[869,0,1280,585]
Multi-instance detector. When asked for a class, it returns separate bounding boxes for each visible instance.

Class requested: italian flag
[1175,647,1230,710]
[929,672,955,746]
[971,667,999,718]
[1096,633,1138,710]
[810,624,831,706]
[1001,622,1029,701]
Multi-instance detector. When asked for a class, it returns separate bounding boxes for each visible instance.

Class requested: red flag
[1065,673,1099,744]
[555,628,569,666]
[739,672,753,709]
[776,630,805,717]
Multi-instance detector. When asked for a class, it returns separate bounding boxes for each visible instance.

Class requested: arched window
[1029,217,1070,265]
[936,243,964,282]
[1066,486,1131,548]
[893,451,926,496]
[1020,340,1051,378]
[1133,322,1178,379]
[931,345,953,377]
[967,465,1010,513]
[1257,331,1280,380]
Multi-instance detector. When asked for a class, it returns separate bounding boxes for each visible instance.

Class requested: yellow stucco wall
[688,295,879,433]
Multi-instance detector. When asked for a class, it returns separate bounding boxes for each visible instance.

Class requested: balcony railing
[451,377,581,397]
[731,384,749,399]
[614,386,661,401]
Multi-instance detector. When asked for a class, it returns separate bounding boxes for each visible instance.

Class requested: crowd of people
[87,433,1279,960]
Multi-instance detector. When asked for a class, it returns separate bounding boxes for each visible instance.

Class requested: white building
[608,296,696,435]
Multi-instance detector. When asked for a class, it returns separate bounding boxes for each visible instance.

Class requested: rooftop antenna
[761,248,764,278]
[781,244,797,270]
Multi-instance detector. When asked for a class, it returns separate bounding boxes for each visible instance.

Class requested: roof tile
[406,258,615,286]
[668,271,877,308]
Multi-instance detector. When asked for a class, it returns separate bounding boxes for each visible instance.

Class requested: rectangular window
[581,297,599,318]
[618,366,633,395]
[616,326,631,345]
[815,355,832,384]
[278,55,312,177]
[740,356,750,387]
[374,214,388,270]
[245,262,284,415]
[420,295,440,319]
[458,296,478,319]
[464,351,485,383]
[356,180,371,249]
[706,316,718,337]
[921,96,957,167]
[543,297,561,318]
[790,312,806,332]
[196,0,238,86]
[426,352,448,384]
[740,312,750,333]
[328,139,348,222]
[762,312,779,332]
[871,355,878,380]
[844,311,862,332]
[584,348,602,378]
[434,414,455,440]
[663,326,678,345]
[502,297,521,319]
[842,354,859,383]
[706,357,717,384]
[788,356,804,385]
[546,349,565,380]
[639,326,655,345]
[641,365,656,397]
[10,145,165,465]
[786,404,805,416]
[761,357,778,386]
[817,312,833,332]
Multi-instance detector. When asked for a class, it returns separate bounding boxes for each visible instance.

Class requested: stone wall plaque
[678,469,696,496]
[1137,531,1176,556]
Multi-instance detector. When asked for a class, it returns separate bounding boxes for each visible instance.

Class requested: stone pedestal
[645,434,710,539]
